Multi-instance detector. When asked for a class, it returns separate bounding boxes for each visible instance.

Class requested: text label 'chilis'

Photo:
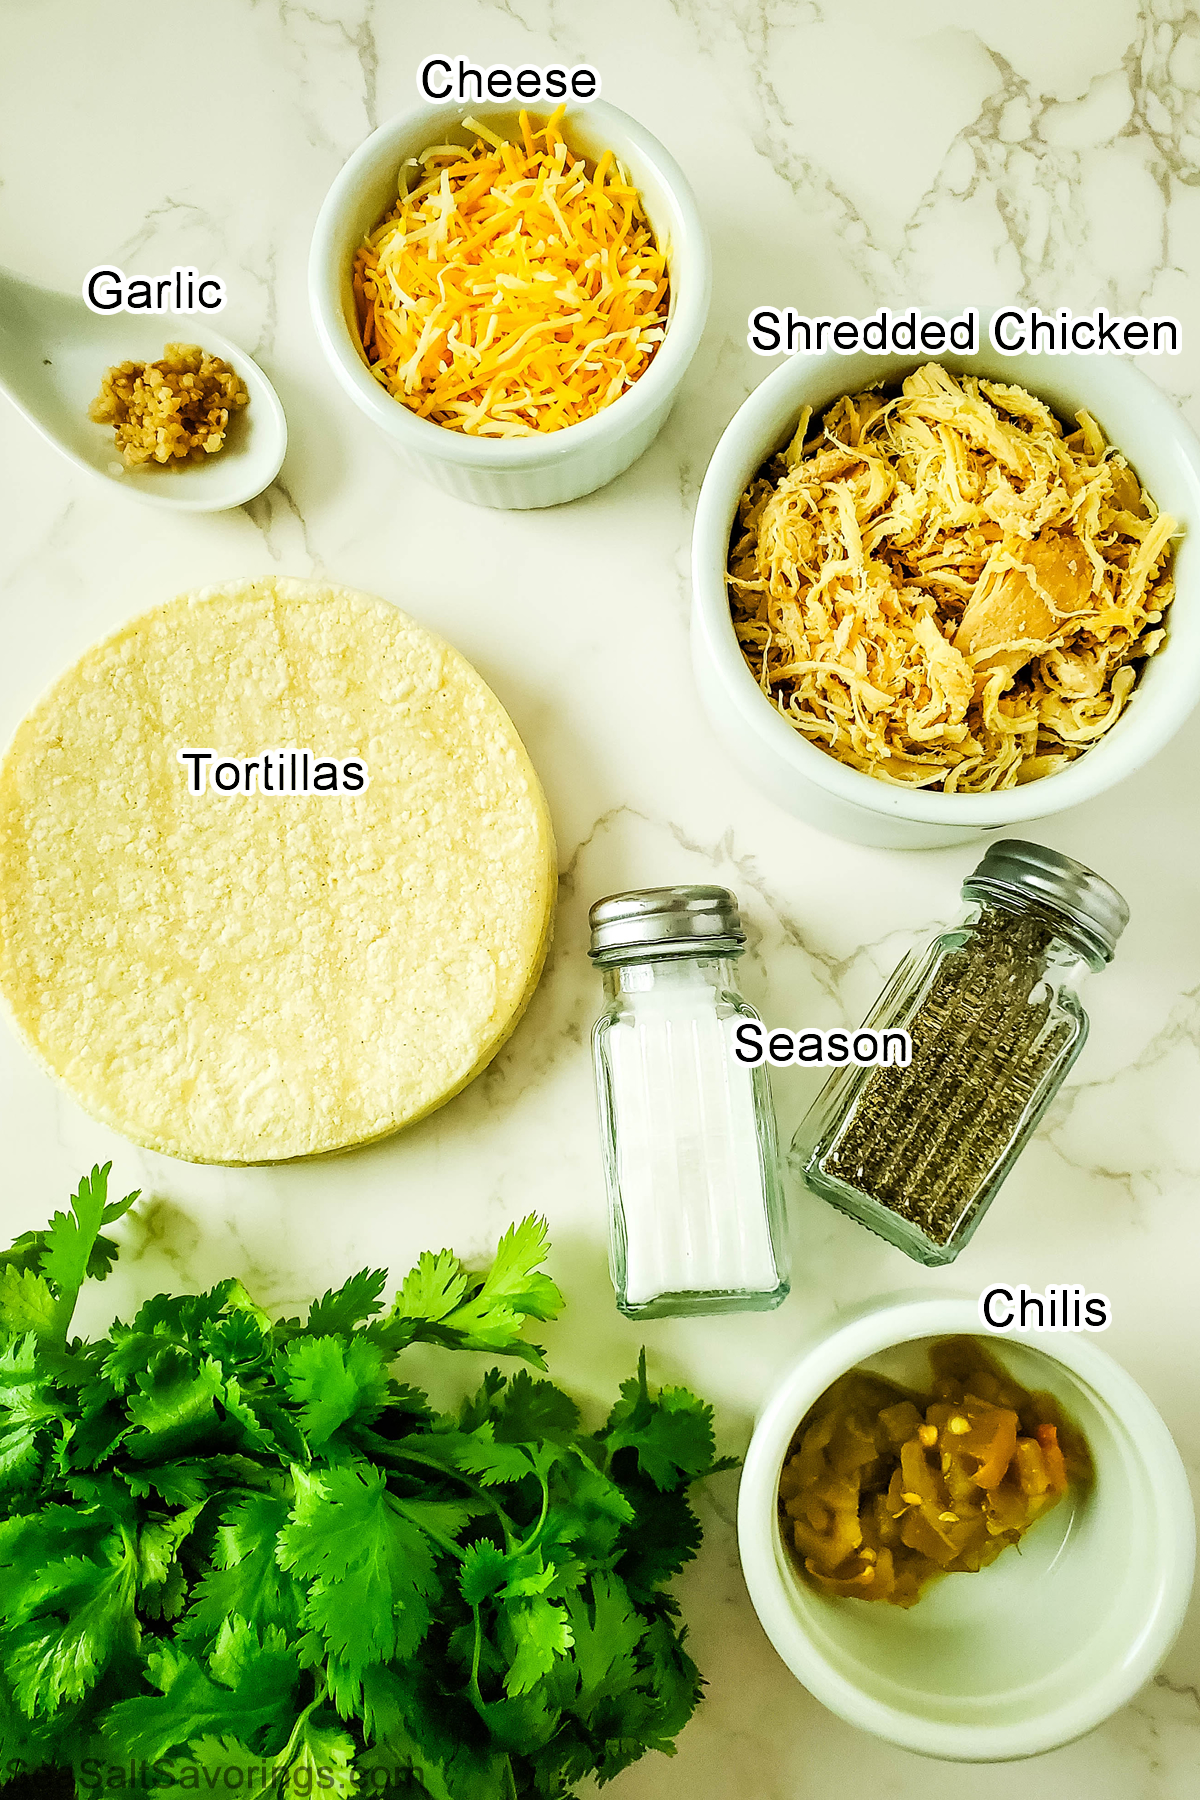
[177,749,369,796]
[979,1284,1111,1333]
[747,304,1181,357]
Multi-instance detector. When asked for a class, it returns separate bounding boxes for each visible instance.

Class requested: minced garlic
[89,344,248,467]
[728,363,1177,792]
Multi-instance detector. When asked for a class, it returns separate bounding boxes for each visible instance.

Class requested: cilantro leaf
[0,1424,44,1492]
[280,1335,389,1448]
[566,1573,644,1712]
[40,1165,138,1342]
[120,1463,212,1508]
[496,1552,557,1600]
[155,1736,265,1797]
[375,1218,563,1369]
[459,1541,510,1608]
[4,1528,139,1716]
[215,1374,292,1459]
[494,1370,579,1445]
[478,1218,561,1318]
[356,1662,408,1748]
[0,1232,52,1280]
[304,1267,389,1337]
[546,1458,634,1554]
[0,1269,59,1343]
[0,1173,137,1319]
[137,1502,205,1620]
[104,1626,300,1761]
[615,1484,704,1597]
[388,1495,479,1546]
[124,1355,227,1461]
[0,1336,64,1492]
[279,1463,440,1671]
[474,1687,559,1757]
[415,1423,537,1488]
[500,1597,574,1696]
[639,1612,705,1742]
[393,1248,470,1325]
[65,1378,131,1470]
[185,1494,301,1639]
[282,1715,360,1798]
[440,1218,563,1346]
[101,1186,140,1228]
[0,1176,723,1800]
[601,1350,723,1489]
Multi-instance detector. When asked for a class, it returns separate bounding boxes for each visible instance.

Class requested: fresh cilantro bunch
[0,1168,730,1799]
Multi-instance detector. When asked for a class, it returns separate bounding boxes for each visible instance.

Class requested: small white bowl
[692,348,1200,847]
[737,1297,1195,1761]
[309,101,710,511]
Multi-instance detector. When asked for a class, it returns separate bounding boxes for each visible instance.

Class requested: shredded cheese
[728,363,1179,793]
[352,108,669,437]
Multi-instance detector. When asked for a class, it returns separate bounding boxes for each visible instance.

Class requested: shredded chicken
[728,363,1177,791]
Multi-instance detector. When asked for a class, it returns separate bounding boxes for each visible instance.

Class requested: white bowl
[692,348,1200,847]
[737,1297,1195,1761]
[309,101,710,510]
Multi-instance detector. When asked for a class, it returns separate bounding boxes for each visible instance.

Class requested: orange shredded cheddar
[352,107,669,436]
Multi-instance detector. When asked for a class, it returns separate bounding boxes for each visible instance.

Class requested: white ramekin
[310,101,710,511]
[738,1297,1195,1761]
[692,348,1200,847]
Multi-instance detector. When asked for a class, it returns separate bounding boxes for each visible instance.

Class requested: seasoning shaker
[795,841,1128,1267]
[589,886,789,1318]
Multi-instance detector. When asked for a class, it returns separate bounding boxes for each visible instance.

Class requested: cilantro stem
[468,1602,485,1710]
[388,1496,467,1564]
[269,1678,327,1789]
[386,1445,517,1551]
[513,1475,551,1558]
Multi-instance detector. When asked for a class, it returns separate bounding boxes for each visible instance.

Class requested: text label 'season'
[747,304,1181,357]
[980,1285,1111,1332]
[729,1020,911,1068]
[177,749,369,796]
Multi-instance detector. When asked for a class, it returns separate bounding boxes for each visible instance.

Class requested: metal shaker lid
[963,839,1129,964]
[588,885,746,964]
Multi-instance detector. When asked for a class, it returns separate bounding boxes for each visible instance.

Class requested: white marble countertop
[2,1,1199,1794]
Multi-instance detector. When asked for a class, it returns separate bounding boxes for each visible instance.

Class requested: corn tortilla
[0,577,557,1163]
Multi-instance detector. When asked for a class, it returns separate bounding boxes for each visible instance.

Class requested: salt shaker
[796,840,1128,1266]
[589,886,789,1318]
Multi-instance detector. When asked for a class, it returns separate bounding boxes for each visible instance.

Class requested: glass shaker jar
[589,886,789,1318]
[795,840,1128,1267]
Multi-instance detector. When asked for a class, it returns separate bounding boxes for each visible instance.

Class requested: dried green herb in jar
[796,841,1128,1266]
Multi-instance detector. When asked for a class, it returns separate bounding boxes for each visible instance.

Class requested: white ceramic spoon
[0,266,287,512]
